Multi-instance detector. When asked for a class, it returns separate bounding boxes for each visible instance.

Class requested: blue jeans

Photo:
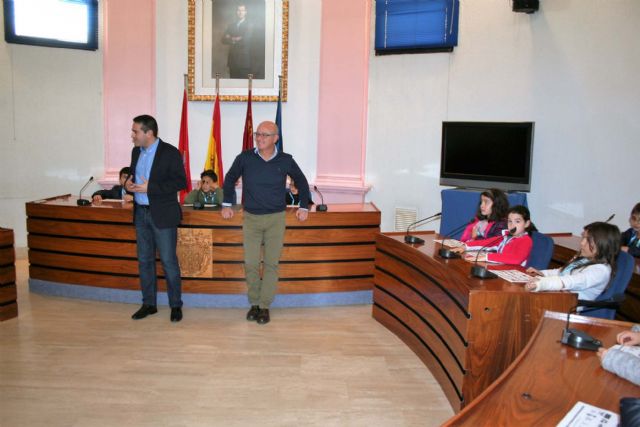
[134,205,182,308]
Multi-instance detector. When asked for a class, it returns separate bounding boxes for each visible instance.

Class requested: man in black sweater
[221,121,310,324]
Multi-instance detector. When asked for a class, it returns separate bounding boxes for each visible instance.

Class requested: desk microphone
[404,212,442,244]
[438,219,474,259]
[314,185,328,212]
[470,228,515,279]
[605,213,615,223]
[77,176,94,206]
[561,294,625,351]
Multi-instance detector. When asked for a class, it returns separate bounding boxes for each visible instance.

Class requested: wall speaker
[513,0,539,14]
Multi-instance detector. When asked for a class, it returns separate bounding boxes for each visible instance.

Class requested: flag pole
[215,73,220,96]
[248,74,253,91]
[183,73,188,92]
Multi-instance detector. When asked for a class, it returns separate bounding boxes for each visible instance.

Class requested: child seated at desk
[184,170,224,205]
[621,202,640,258]
[456,205,535,266]
[92,167,133,203]
[525,222,621,301]
[459,188,509,243]
[597,325,640,386]
[285,179,314,207]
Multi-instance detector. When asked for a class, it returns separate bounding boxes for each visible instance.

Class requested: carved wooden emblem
[177,228,213,277]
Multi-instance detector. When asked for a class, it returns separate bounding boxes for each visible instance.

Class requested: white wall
[366,0,640,234]
[0,4,104,247]
[2,0,638,246]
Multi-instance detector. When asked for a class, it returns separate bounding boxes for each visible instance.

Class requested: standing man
[221,121,310,325]
[222,3,253,79]
[126,115,187,322]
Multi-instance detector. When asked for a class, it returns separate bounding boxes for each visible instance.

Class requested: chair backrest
[525,231,554,270]
[582,251,635,320]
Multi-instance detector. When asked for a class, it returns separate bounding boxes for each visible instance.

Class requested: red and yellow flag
[204,94,224,185]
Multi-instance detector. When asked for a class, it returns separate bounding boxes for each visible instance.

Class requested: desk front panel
[373,233,576,412]
[0,228,17,321]
[26,196,380,294]
[444,312,640,426]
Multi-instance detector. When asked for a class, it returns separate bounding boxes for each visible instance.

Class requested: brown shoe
[256,308,270,325]
[246,305,260,321]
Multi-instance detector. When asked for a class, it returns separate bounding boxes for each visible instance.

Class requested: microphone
[404,212,442,244]
[605,213,615,223]
[560,294,625,351]
[314,185,328,212]
[77,176,94,206]
[470,228,516,279]
[438,219,474,259]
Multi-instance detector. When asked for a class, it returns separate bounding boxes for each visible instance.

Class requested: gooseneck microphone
[438,219,474,259]
[560,294,625,351]
[470,228,516,279]
[314,185,328,212]
[404,212,442,244]
[77,176,94,206]
[604,213,615,223]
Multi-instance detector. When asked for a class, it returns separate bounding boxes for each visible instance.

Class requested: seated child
[597,325,640,386]
[457,205,534,266]
[184,170,224,205]
[525,221,621,301]
[621,202,640,258]
[285,179,314,206]
[459,188,509,243]
[92,167,133,202]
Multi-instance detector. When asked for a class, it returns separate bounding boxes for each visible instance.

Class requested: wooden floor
[0,259,453,427]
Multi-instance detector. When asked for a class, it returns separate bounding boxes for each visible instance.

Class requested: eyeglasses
[253,132,276,138]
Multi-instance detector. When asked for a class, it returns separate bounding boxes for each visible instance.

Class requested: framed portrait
[188,0,288,102]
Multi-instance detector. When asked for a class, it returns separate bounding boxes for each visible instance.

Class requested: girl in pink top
[459,188,509,243]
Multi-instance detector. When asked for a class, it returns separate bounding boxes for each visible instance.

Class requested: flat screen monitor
[440,121,534,192]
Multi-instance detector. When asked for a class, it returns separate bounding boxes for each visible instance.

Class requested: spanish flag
[204,94,224,185]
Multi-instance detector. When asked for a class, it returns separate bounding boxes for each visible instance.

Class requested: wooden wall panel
[26,198,381,298]
[0,228,16,321]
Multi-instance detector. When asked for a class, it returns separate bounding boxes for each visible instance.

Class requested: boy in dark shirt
[92,167,133,203]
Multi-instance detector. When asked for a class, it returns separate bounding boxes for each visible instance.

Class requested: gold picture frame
[188,0,288,102]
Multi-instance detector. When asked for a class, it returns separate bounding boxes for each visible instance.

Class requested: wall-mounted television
[440,121,534,192]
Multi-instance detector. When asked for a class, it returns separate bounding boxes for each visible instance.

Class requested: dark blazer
[129,139,187,229]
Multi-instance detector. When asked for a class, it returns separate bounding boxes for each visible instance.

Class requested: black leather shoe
[170,307,183,322]
[132,304,157,320]
[246,305,260,321]
[256,308,270,325]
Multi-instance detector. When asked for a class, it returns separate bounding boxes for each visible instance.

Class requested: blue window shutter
[375,0,459,54]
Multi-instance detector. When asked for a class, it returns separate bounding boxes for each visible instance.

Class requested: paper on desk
[556,401,618,427]
[491,270,533,283]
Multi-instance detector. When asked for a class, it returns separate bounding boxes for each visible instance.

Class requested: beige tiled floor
[0,259,453,426]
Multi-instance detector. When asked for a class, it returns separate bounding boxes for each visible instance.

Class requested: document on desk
[556,401,618,427]
[491,270,533,283]
[434,238,464,248]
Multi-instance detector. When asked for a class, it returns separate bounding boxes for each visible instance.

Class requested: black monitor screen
[440,122,534,192]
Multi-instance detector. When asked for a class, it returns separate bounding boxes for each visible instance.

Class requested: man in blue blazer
[125,115,187,322]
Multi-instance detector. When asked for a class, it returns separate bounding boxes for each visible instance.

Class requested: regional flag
[178,88,192,203]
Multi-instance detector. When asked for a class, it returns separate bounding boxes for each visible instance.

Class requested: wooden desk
[551,234,640,323]
[0,228,17,321]
[372,232,577,412]
[26,195,380,301]
[443,311,640,426]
